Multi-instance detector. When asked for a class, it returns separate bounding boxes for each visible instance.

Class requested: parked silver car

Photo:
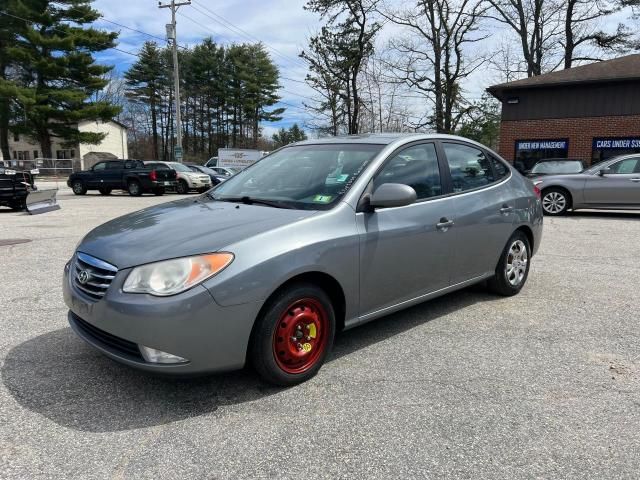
[64,134,543,385]
[532,154,640,215]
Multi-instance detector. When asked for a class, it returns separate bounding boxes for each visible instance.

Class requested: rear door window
[106,161,123,170]
[443,143,496,192]
[489,154,510,179]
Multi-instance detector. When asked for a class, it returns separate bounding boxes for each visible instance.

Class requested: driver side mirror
[367,183,417,210]
[599,167,612,176]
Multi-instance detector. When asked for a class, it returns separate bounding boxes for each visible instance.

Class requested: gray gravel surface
[1,185,639,479]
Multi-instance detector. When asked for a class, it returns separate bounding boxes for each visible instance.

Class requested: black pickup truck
[67,159,177,196]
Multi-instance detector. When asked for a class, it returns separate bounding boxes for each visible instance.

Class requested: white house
[0,119,128,169]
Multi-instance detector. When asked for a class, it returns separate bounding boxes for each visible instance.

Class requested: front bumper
[63,257,260,375]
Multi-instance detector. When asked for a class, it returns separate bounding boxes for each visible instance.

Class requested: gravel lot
[1,183,639,479]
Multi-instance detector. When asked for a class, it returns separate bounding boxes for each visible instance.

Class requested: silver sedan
[532,154,640,215]
[64,134,543,386]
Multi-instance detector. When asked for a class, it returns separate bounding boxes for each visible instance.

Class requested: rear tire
[488,231,531,297]
[250,283,335,386]
[98,187,112,195]
[541,188,570,216]
[71,180,87,195]
[176,179,189,194]
[127,180,142,197]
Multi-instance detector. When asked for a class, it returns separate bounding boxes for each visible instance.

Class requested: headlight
[123,253,234,296]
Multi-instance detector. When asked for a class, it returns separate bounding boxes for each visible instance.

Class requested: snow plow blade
[26,188,60,215]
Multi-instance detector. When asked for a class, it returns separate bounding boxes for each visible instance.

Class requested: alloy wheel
[542,191,566,214]
[505,239,528,286]
[272,298,329,374]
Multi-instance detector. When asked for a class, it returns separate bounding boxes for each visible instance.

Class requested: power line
[188,0,308,70]
[0,9,141,58]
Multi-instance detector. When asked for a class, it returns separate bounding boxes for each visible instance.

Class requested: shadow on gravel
[2,287,496,433]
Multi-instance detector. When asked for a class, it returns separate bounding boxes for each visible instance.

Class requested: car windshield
[531,160,584,174]
[168,162,192,173]
[209,144,383,210]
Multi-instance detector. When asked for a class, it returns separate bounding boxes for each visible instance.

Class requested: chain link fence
[4,158,82,178]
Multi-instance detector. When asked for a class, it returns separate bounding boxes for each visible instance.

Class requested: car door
[357,142,455,317]
[583,157,640,206]
[104,161,125,188]
[440,142,516,284]
[87,162,108,188]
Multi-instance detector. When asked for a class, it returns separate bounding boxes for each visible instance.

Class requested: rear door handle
[630,178,640,182]
[500,205,514,214]
[436,218,454,231]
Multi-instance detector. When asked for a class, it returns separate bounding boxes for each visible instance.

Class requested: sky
[90,0,637,137]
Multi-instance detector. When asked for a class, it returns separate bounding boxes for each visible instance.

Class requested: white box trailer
[217,149,263,170]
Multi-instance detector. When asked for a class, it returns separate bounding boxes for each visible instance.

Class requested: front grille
[73,252,117,300]
[71,313,143,360]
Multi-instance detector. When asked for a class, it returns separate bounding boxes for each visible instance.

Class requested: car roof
[292,133,481,147]
[536,158,584,163]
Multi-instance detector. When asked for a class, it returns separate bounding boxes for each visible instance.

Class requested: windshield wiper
[208,194,294,209]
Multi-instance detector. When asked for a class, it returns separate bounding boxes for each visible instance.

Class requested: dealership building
[487,54,640,171]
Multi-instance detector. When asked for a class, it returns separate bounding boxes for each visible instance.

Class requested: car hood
[78,197,317,269]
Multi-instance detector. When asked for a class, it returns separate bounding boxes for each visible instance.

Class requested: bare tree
[381,0,489,133]
[562,0,632,69]
[485,0,564,77]
[302,0,382,134]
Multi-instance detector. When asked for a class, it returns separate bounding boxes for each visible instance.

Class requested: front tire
[176,179,189,194]
[488,231,531,297]
[541,188,570,215]
[71,180,87,195]
[250,283,336,386]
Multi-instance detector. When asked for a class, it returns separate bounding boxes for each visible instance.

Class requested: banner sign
[516,139,568,151]
[592,137,640,150]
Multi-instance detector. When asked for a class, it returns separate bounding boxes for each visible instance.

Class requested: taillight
[533,184,541,198]
[150,170,157,181]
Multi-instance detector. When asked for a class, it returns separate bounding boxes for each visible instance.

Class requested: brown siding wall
[500,81,640,121]
[498,115,640,164]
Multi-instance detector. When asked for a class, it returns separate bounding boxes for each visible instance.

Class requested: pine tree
[7,0,121,158]
[272,123,308,148]
[125,41,168,160]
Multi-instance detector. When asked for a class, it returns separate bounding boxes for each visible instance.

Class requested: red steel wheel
[250,282,336,386]
[273,298,329,374]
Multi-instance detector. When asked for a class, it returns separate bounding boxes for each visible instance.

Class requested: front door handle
[500,205,514,214]
[630,178,640,182]
[436,218,454,231]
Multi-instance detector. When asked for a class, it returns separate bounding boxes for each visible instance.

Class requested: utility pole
[159,0,190,162]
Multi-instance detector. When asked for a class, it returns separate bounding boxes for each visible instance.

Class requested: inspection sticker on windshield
[313,195,333,203]
[336,174,349,182]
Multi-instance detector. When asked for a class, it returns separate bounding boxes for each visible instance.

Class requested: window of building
[33,150,39,160]
[374,143,442,200]
[56,149,76,159]
[15,151,30,161]
[13,132,19,142]
[514,139,568,172]
[443,142,495,192]
[592,137,640,164]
